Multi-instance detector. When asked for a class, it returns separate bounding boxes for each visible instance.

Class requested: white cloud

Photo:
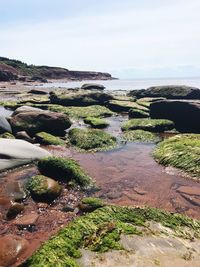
[1,0,200,77]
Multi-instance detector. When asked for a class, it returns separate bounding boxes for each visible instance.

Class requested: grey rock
[0,139,51,171]
[0,116,12,134]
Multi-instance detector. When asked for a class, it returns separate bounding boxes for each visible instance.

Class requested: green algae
[121,130,160,143]
[48,104,114,119]
[22,205,200,267]
[81,197,105,209]
[68,128,117,152]
[0,132,15,139]
[38,157,93,188]
[83,117,109,128]
[121,118,175,132]
[35,132,65,145]
[153,134,200,179]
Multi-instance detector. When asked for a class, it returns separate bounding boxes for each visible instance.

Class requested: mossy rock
[38,157,93,188]
[35,132,65,145]
[129,108,149,118]
[0,132,15,139]
[122,130,160,143]
[121,118,175,132]
[129,86,200,99]
[50,91,113,107]
[48,104,114,119]
[84,117,109,129]
[26,175,62,202]
[68,128,117,152]
[153,134,200,179]
[23,205,200,266]
[79,197,105,212]
[108,100,148,113]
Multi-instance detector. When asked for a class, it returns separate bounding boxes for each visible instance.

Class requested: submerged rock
[6,201,24,220]
[0,139,51,171]
[0,234,29,267]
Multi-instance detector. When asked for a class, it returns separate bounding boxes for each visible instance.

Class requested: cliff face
[0,57,113,81]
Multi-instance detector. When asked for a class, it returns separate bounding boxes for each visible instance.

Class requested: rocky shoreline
[0,81,200,267]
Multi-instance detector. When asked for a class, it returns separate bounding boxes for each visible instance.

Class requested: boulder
[28,89,48,95]
[81,83,105,90]
[12,105,44,116]
[50,91,113,107]
[150,100,200,132]
[0,116,12,134]
[10,110,72,136]
[0,139,51,171]
[0,234,29,267]
[129,85,200,99]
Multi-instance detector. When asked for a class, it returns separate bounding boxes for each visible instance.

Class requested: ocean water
[41,77,200,91]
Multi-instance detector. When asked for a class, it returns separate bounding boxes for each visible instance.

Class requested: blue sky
[1,0,200,78]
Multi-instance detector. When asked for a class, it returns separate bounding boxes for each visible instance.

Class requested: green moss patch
[68,128,117,152]
[153,134,200,178]
[48,104,114,119]
[23,205,200,267]
[35,132,65,145]
[38,157,93,188]
[0,132,15,139]
[122,130,160,143]
[108,100,148,112]
[122,118,175,132]
[84,117,109,128]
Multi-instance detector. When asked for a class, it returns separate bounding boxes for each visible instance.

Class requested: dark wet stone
[62,204,75,212]
[6,202,24,220]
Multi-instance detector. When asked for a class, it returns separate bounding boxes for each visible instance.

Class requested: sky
[0,0,200,78]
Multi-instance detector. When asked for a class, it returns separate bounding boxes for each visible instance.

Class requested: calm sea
[41,77,200,91]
